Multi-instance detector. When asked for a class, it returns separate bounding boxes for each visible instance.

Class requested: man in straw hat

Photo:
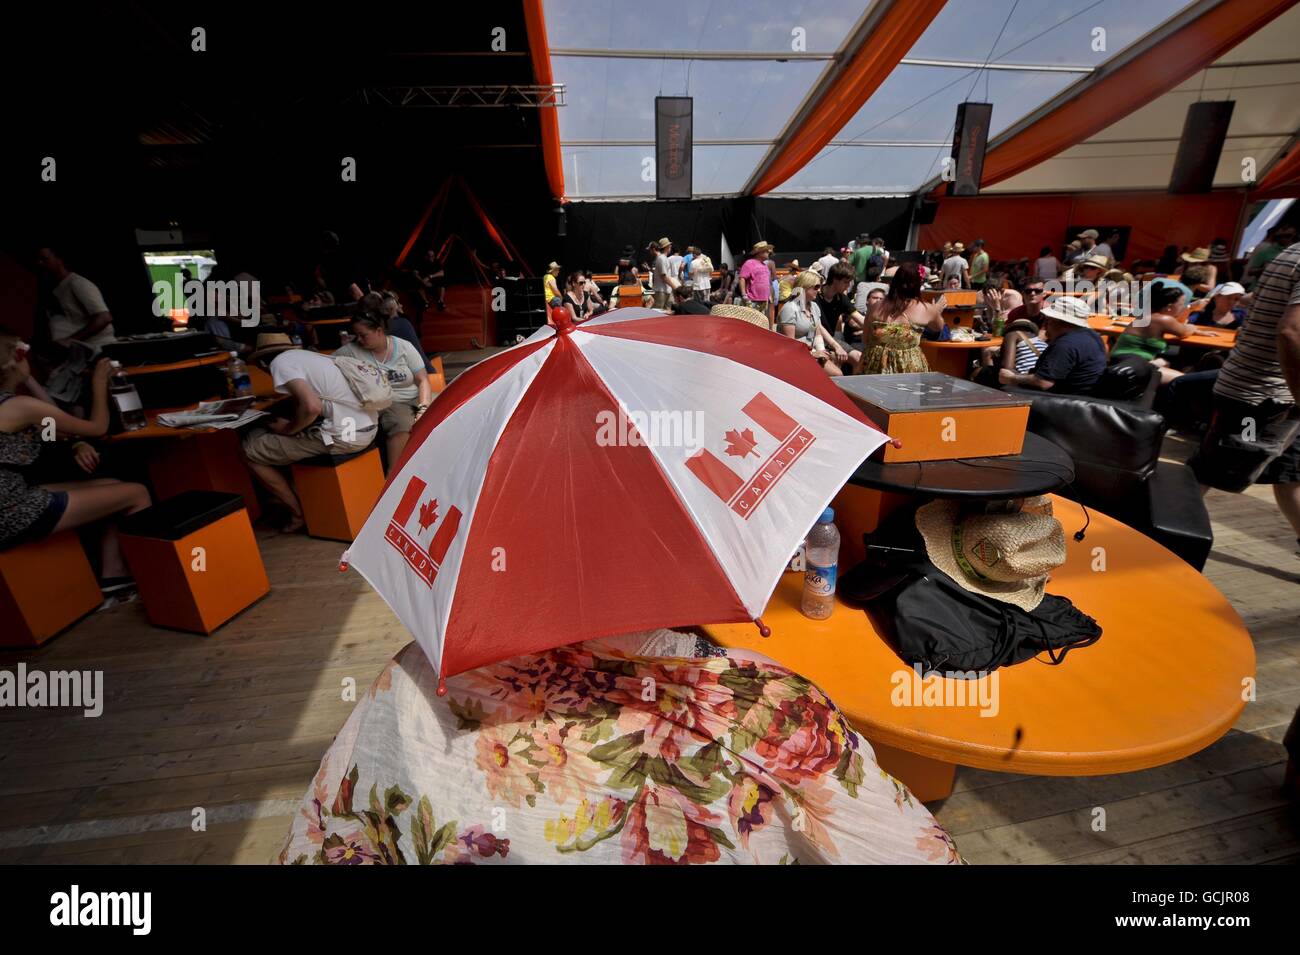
[650,238,680,309]
[543,261,562,306]
[738,240,774,321]
[997,296,1106,395]
[941,242,968,289]
[240,330,378,532]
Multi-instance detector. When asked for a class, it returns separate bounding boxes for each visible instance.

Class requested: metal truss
[347,85,565,107]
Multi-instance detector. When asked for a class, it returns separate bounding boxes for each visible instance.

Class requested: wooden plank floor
[1,431,1297,864]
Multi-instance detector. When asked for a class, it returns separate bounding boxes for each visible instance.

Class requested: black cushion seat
[119,491,245,541]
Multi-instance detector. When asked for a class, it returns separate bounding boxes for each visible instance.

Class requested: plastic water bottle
[226,351,252,397]
[801,507,840,620]
[109,361,147,431]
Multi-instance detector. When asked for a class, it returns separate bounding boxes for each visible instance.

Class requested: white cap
[1212,282,1245,297]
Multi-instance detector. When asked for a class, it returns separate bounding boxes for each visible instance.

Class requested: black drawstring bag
[840,508,1101,676]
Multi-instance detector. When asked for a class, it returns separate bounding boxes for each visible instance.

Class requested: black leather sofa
[1002,386,1213,570]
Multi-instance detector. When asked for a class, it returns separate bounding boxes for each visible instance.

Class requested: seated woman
[1186,282,1246,329]
[276,629,962,865]
[1109,280,1195,385]
[0,332,150,593]
[776,271,848,378]
[335,313,432,473]
[855,262,944,375]
[561,270,596,324]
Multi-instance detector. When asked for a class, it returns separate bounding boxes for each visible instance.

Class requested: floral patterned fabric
[277,632,961,865]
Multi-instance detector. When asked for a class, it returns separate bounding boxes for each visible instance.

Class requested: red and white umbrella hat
[341,308,887,691]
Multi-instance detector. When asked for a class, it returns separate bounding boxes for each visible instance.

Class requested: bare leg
[44,480,151,580]
[247,462,304,529]
[385,432,410,475]
[1273,481,1300,539]
[822,359,844,378]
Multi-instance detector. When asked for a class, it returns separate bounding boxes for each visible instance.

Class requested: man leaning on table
[240,331,376,532]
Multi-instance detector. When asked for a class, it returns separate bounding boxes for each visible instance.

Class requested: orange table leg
[148,430,261,522]
[868,740,957,803]
[832,484,909,568]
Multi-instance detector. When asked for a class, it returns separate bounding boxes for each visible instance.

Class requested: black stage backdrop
[560,196,915,274]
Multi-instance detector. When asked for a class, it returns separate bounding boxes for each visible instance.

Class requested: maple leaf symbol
[418,497,439,532]
[723,427,760,459]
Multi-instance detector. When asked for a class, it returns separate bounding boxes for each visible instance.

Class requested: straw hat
[547,261,562,272]
[1077,229,1100,240]
[916,499,1066,611]
[656,237,672,250]
[1039,296,1092,327]
[751,240,772,254]
[248,331,301,363]
[951,242,965,253]
[709,302,770,330]
[1076,254,1110,271]
[1180,247,1210,263]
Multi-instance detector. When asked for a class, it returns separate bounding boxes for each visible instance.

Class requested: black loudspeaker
[655,96,693,200]
[915,198,940,225]
[947,101,993,197]
[1169,100,1235,194]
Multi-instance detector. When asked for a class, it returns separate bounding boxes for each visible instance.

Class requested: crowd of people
[0,238,451,603]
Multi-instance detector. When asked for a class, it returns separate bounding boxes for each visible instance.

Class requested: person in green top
[1109,279,1195,385]
[969,239,990,290]
[849,234,877,283]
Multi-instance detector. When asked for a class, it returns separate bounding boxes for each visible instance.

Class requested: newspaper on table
[155,396,268,430]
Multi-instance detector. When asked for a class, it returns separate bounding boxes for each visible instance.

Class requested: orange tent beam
[1251,137,1300,199]
[748,0,947,196]
[978,0,1300,189]
[523,0,566,203]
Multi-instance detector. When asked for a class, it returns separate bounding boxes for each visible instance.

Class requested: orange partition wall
[919,191,1246,265]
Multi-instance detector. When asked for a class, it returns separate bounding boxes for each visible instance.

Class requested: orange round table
[702,494,1254,801]
[920,337,999,378]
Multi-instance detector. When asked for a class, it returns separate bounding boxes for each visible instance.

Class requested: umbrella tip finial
[754,616,771,638]
[436,677,448,697]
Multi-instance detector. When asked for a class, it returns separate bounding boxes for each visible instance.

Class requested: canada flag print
[385,474,463,588]
[685,391,815,519]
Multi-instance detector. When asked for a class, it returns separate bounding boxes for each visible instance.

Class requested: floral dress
[859,321,929,375]
[276,632,963,865]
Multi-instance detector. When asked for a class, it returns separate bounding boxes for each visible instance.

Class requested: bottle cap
[820,507,834,523]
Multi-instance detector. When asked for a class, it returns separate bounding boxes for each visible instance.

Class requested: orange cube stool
[0,531,102,647]
[290,447,385,541]
[119,491,269,635]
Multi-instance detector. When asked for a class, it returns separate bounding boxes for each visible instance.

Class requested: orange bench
[0,532,103,647]
[291,447,385,541]
[119,491,269,634]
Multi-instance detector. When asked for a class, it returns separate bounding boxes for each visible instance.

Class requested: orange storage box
[290,447,385,542]
[119,491,269,634]
[0,531,102,647]
[835,372,1030,463]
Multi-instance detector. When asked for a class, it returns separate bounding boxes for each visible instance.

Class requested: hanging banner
[947,102,993,197]
[1169,100,1235,194]
[656,96,693,200]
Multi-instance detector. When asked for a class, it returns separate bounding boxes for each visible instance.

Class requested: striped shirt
[1014,336,1047,373]
[1215,243,1300,405]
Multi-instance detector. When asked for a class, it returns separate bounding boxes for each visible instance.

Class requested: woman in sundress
[855,262,945,375]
